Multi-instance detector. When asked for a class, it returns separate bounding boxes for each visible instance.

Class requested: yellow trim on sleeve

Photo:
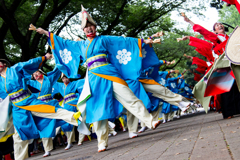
[38,56,46,69]
[139,79,161,85]
[91,72,128,87]
[138,39,142,57]
[50,33,55,49]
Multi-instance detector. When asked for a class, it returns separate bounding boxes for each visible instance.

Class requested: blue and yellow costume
[26,67,67,138]
[0,57,59,140]
[53,79,84,131]
[48,34,144,123]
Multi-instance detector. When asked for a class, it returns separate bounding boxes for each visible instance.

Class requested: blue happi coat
[0,57,58,140]
[26,68,67,138]
[48,34,143,123]
[53,79,84,131]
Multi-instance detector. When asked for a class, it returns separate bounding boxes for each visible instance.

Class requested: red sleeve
[193,72,202,81]
[192,57,208,67]
[222,0,235,4]
[196,66,207,74]
[193,24,219,44]
[213,36,229,55]
[189,36,214,62]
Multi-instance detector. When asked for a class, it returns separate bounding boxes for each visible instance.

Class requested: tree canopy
[0,0,207,84]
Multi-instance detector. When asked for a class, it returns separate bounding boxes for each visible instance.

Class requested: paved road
[28,111,240,160]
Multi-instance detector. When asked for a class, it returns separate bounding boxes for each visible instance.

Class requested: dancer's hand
[166,61,171,66]
[143,39,153,44]
[45,53,53,60]
[183,16,195,26]
[182,36,190,41]
[152,31,164,38]
[36,28,49,37]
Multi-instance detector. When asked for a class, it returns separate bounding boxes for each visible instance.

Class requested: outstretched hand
[143,39,153,44]
[36,28,49,37]
[45,53,53,60]
[182,36,190,41]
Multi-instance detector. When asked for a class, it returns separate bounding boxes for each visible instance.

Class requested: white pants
[13,128,29,160]
[176,109,181,116]
[13,108,77,160]
[31,108,77,126]
[108,125,115,134]
[66,129,75,144]
[93,119,109,149]
[92,82,153,149]
[42,138,53,152]
[141,106,161,128]
[78,132,85,144]
[163,111,175,121]
[113,82,153,128]
[142,84,190,111]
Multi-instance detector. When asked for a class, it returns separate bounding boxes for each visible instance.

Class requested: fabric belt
[64,93,77,103]
[38,94,53,103]
[9,89,31,103]
[86,54,108,70]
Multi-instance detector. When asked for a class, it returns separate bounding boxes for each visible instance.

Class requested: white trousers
[92,119,109,149]
[163,111,175,121]
[92,82,153,149]
[141,106,161,128]
[66,129,75,144]
[108,125,115,134]
[31,108,77,126]
[13,108,77,160]
[78,132,85,144]
[42,138,53,152]
[142,84,190,112]
[113,82,153,128]
[13,128,29,160]
[176,109,181,116]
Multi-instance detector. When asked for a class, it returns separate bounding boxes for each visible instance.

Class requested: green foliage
[0,0,207,82]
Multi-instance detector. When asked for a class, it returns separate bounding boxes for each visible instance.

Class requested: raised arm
[47,67,62,84]
[13,53,52,75]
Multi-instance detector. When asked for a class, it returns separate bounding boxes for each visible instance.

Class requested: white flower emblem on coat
[142,48,147,58]
[170,83,176,88]
[159,78,166,86]
[185,86,189,91]
[116,49,132,65]
[59,49,72,64]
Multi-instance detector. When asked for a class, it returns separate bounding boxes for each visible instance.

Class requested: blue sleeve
[47,67,62,84]
[47,33,83,78]
[72,79,85,93]
[52,82,62,96]
[12,56,45,76]
[159,60,166,66]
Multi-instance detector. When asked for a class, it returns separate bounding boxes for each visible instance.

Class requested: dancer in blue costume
[0,54,81,160]
[139,37,191,113]
[137,58,172,133]
[36,5,161,152]
[53,74,85,150]
[166,75,184,122]
[27,68,69,156]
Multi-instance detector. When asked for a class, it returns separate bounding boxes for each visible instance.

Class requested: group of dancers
[1,1,240,159]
